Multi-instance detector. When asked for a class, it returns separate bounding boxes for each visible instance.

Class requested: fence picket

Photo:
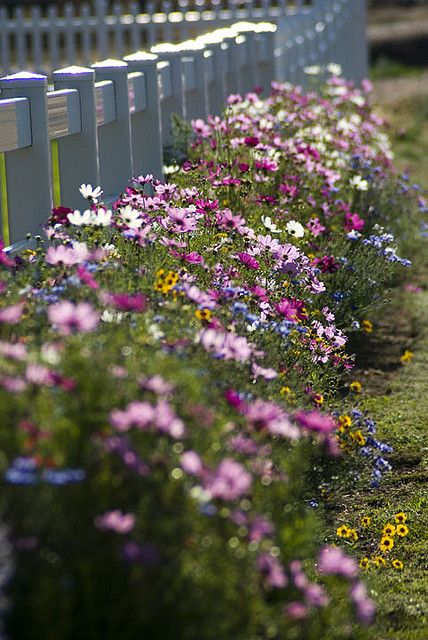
[0,72,52,242]
[53,66,100,210]
[92,59,134,198]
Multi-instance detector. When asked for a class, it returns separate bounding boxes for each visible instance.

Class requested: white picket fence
[0,0,367,246]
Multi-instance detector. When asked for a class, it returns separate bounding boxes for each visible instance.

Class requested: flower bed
[0,70,424,639]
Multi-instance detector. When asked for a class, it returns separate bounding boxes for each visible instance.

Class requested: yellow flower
[339,415,352,429]
[349,381,362,393]
[400,350,413,364]
[382,523,396,537]
[379,536,394,553]
[392,559,404,570]
[280,386,291,395]
[372,556,386,568]
[195,309,212,322]
[396,524,409,537]
[362,319,373,334]
[361,516,371,527]
[353,430,366,446]
[394,512,407,524]
[313,393,324,405]
[348,528,359,541]
[359,557,370,569]
[336,525,351,538]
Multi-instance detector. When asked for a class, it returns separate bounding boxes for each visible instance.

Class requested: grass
[330,92,428,639]
[370,57,425,81]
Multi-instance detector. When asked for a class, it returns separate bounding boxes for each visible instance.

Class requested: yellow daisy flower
[362,319,373,334]
[336,525,351,538]
[195,309,212,322]
[382,523,396,537]
[361,516,371,527]
[349,381,362,393]
[396,524,409,537]
[372,556,386,568]
[394,512,407,524]
[379,536,394,553]
[359,557,370,570]
[400,350,413,364]
[392,559,404,570]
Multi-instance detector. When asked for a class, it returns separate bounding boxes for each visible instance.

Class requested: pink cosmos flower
[294,410,336,434]
[344,212,365,232]
[46,244,89,266]
[108,292,147,312]
[349,581,376,625]
[236,252,260,270]
[257,552,287,588]
[0,239,15,268]
[275,297,306,322]
[180,451,204,476]
[284,602,309,620]
[48,301,100,335]
[317,545,359,579]
[95,510,135,534]
[205,459,252,501]
[0,302,24,324]
[76,265,99,289]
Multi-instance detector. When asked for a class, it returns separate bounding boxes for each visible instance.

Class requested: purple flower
[236,252,260,270]
[180,451,203,477]
[294,410,336,434]
[48,301,100,335]
[257,552,287,588]
[284,601,309,620]
[108,292,147,312]
[350,581,376,625]
[205,458,252,501]
[0,302,24,324]
[317,546,359,579]
[95,510,136,534]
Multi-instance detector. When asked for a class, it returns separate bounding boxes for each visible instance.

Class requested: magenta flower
[236,252,260,270]
[48,301,100,335]
[317,546,359,579]
[284,601,309,620]
[109,292,147,312]
[205,458,252,501]
[344,212,365,232]
[0,302,24,324]
[275,297,307,322]
[295,410,336,434]
[244,136,259,147]
[0,239,16,268]
[349,581,376,625]
[257,552,287,588]
[180,451,204,477]
[95,510,136,534]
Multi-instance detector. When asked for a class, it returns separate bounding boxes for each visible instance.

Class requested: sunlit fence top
[0,1,368,248]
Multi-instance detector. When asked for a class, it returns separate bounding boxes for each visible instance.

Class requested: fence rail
[0,0,368,246]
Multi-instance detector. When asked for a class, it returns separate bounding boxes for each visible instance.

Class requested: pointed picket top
[53,66,95,83]
[125,52,158,62]
[92,58,128,69]
[54,65,94,75]
[0,71,47,88]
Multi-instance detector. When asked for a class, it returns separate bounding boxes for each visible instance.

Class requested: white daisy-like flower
[92,207,112,227]
[349,176,369,191]
[326,63,342,76]
[79,184,103,201]
[261,215,281,234]
[285,220,305,238]
[67,209,92,226]
[119,205,143,228]
[304,65,322,75]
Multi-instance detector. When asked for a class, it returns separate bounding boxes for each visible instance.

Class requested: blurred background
[367,0,428,188]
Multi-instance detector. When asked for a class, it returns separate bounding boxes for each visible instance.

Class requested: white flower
[261,215,281,234]
[119,205,143,229]
[92,207,112,227]
[285,220,305,238]
[101,310,124,323]
[327,63,342,76]
[79,184,103,201]
[304,65,321,75]
[349,176,369,191]
[163,165,180,175]
[67,209,92,226]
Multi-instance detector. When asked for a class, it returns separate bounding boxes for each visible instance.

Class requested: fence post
[124,52,164,180]
[92,59,134,198]
[53,66,100,210]
[195,36,228,116]
[150,47,185,148]
[180,42,209,121]
[0,72,52,242]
